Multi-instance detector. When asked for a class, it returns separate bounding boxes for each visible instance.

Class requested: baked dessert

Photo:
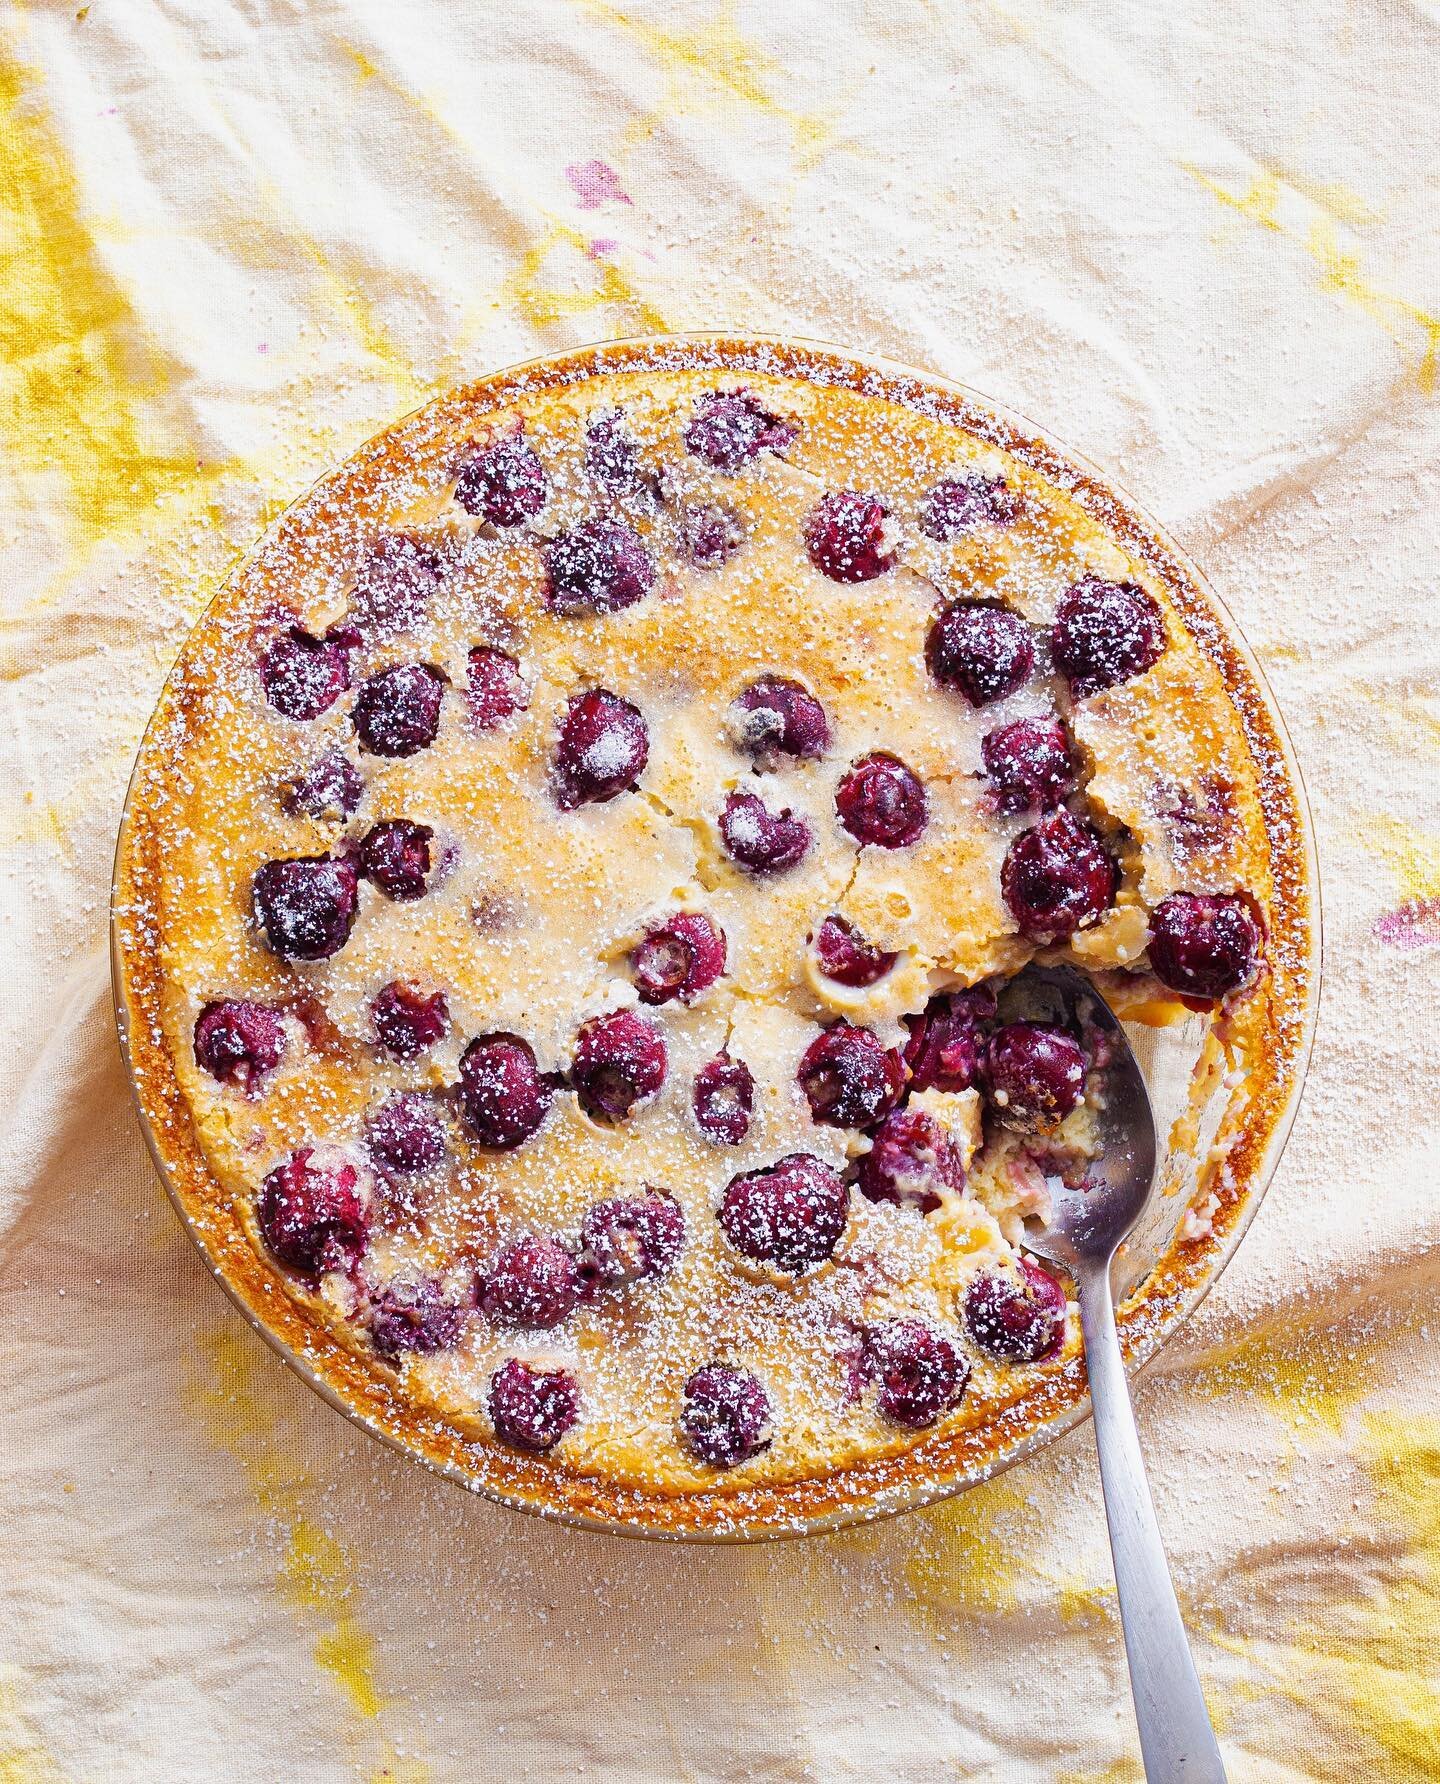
[114,339,1313,1536]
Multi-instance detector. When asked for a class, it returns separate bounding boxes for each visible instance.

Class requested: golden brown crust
[112,336,1316,1538]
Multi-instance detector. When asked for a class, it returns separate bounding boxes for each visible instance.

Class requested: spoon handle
[1076,1257,1228,1783]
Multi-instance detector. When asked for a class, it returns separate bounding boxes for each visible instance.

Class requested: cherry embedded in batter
[692,1053,755,1145]
[719,1152,850,1273]
[925,601,1035,708]
[963,1260,1067,1363]
[835,752,929,848]
[260,624,357,721]
[810,914,897,988]
[920,471,1018,539]
[552,688,649,809]
[797,1023,905,1130]
[861,1318,970,1427]
[488,1357,580,1451]
[804,490,896,583]
[253,853,360,961]
[365,1090,448,1174]
[683,388,797,472]
[729,675,830,765]
[678,1363,774,1468]
[855,1108,966,1215]
[578,1191,686,1290]
[572,1009,668,1121]
[467,645,526,730]
[631,911,727,1006]
[903,987,997,1093]
[1147,891,1262,1001]
[1001,808,1117,940]
[456,1034,554,1150]
[283,750,364,823]
[1051,575,1166,699]
[256,1149,371,1279]
[980,716,1076,815]
[368,1276,468,1357]
[193,999,287,1093]
[718,790,811,874]
[359,819,434,902]
[543,517,655,615]
[371,981,449,1060]
[479,1235,581,1329]
[680,502,745,569]
[352,662,446,758]
[454,431,549,527]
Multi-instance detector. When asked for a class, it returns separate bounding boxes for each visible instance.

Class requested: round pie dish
[112,335,1318,1540]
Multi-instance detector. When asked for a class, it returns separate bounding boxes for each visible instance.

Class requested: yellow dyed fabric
[2,2,1437,1778]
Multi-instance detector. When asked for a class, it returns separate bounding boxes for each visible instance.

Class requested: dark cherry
[984,1022,1087,1133]
[797,1022,904,1129]
[719,1153,849,1273]
[260,624,355,721]
[454,432,548,527]
[366,1090,447,1174]
[964,1260,1067,1363]
[1051,576,1166,699]
[1001,808,1118,940]
[631,912,726,1005]
[678,1363,773,1468]
[925,602,1035,707]
[352,662,445,758]
[467,645,526,729]
[456,1034,554,1150]
[903,987,997,1093]
[729,675,830,764]
[369,1276,468,1357]
[920,472,1018,539]
[488,1357,580,1452]
[254,854,360,961]
[836,753,928,848]
[284,750,364,822]
[371,981,449,1060]
[480,1235,581,1329]
[692,1053,755,1145]
[552,689,649,809]
[683,388,796,472]
[861,1318,969,1428]
[256,1149,370,1278]
[584,408,650,495]
[1148,891,1262,1000]
[350,534,440,637]
[855,1108,966,1215]
[679,501,744,569]
[578,1191,686,1289]
[811,914,897,988]
[193,999,287,1093]
[804,490,895,583]
[572,1009,667,1122]
[359,819,433,901]
[543,518,655,615]
[718,790,811,874]
[981,717,1076,815]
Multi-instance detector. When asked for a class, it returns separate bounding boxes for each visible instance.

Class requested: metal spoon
[1002,964,1227,1783]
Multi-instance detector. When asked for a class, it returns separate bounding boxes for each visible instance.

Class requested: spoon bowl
[1000,962,1228,1783]
[999,964,1160,1271]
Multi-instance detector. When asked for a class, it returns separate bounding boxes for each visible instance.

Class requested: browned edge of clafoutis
[112,334,1319,1542]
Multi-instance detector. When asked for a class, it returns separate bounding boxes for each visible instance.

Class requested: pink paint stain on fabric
[1373,897,1440,948]
[586,238,619,260]
[566,159,632,209]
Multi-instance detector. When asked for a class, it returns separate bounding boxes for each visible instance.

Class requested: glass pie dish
[111,335,1320,1540]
